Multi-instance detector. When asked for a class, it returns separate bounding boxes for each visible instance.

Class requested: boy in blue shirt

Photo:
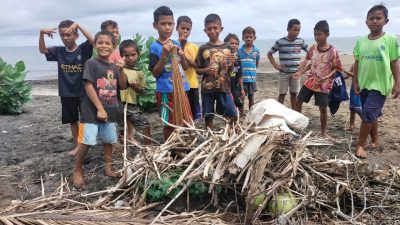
[238,26,260,110]
[148,6,190,140]
[39,20,93,156]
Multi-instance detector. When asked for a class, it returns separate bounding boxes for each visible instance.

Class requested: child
[119,40,151,145]
[353,5,400,159]
[237,26,260,110]
[176,15,201,120]
[224,33,245,116]
[148,6,190,141]
[73,31,129,187]
[267,19,308,109]
[196,14,237,128]
[100,20,122,63]
[39,20,93,156]
[342,64,362,131]
[292,20,342,136]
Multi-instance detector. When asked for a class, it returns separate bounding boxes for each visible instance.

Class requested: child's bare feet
[344,126,355,131]
[67,146,78,157]
[73,169,84,187]
[104,167,119,177]
[355,146,367,159]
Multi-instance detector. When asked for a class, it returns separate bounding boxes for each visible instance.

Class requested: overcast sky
[0,0,399,47]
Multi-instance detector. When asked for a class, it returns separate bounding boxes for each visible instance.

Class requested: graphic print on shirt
[202,48,231,90]
[97,70,118,105]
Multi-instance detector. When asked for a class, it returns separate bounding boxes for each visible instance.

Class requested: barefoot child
[342,64,362,131]
[119,39,151,145]
[73,31,128,186]
[39,20,93,156]
[353,5,400,159]
[293,20,342,136]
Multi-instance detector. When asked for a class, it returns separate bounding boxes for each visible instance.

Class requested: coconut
[252,193,266,209]
[266,190,297,215]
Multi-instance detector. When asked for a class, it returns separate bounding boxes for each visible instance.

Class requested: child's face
[59,27,78,48]
[228,38,239,53]
[243,33,256,46]
[122,46,138,67]
[177,21,192,40]
[105,25,120,42]
[314,30,329,45]
[95,35,115,60]
[153,15,174,40]
[287,24,301,40]
[204,22,223,42]
[366,10,388,33]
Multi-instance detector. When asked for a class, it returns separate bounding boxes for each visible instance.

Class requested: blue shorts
[359,89,385,123]
[202,92,237,120]
[77,122,117,145]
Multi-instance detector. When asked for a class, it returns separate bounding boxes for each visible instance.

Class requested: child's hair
[100,20,118,31]
[58,20,77,34]
[153,6,173,23]
[94,31,116,45]
[177,16,192,27]
[287,19,300,30]
[204,14,221,26]
[224,33,239,43]
[242,26,256,37]
[314,20,329,33]
[367,4,388,19]
[119,39,140,56]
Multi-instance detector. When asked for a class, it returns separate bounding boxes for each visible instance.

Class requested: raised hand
[40,28,57,38]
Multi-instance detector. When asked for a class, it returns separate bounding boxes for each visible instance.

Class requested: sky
[0,0,399,47]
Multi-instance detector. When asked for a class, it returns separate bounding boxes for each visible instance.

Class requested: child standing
[237,26,260,110]
[196,14,237,128]
[267,19,308,109]
[39,20,93,156]
[100,20,122,63]
[342,64,362,131]
[293,20,342,136]
[176,15,201,120]
[224,33,245,116]
[148,6,190,141]
[353,5,400,159]
[73,31,128,187]
[119,40,151,145]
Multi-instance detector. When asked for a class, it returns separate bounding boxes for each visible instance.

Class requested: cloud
[334,18,357,27]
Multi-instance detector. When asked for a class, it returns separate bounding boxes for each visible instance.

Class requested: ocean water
[0,37,358,80]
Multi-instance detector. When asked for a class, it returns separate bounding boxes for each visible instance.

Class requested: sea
[0,37,359,81]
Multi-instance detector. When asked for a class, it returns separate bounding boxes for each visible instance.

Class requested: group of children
[39,4,399,186]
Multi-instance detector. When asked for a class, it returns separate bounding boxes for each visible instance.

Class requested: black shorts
[187,88,201,120]
[297,86,328,107]
[61,97,80,124]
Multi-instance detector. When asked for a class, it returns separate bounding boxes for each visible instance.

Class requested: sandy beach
[1,54,400,210]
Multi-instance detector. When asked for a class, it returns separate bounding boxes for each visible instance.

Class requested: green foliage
[133,33,157,112]
[0,58,31,114]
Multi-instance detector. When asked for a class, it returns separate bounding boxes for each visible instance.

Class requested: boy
[353,5,400,159]
[176,15,201,120]
[148,6,190,141]
[267,19,308,109]
[292,20,342,136]
[196,14,237,128]
[39,20,93,156]
[119,39,151,145]
[100,20,122,63]
[73,31,129,187]
[342,64,362,131]
[237,26,260,110]
[224,33,245,116]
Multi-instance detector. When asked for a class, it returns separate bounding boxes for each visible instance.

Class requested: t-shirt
[120,68,146,104]
[45,40,93,97]
[237,45,260,83]
[354,33,400,96]
[196,42,233,93]
[230,54,242,95]
[269,37,308,73]
[303,44,342,93]
[109,49,122,63]
[183,42,199,88]
[148,40,190,93]
[80,58,121,123]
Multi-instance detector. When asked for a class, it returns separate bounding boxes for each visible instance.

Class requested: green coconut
[252,193,266,209]
[266,191,297,215]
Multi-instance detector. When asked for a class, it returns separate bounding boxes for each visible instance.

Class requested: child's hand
[115,57,125,69]
[241,90,246,99]
[97,109,108,122]
[40,28,57,38]
[353,82,360,95]
[177,47,185,57]
[225,53,235,67]
[129,80,143,92]
[392,82,400,98]
[66,23,79,34]
[162,40,173,55]
[292,71,302,80]
[274,64,285,72]
[206,65,218,76]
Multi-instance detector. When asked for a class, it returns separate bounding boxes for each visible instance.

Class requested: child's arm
[38,28,56,54]
[391,59,400,98]
[353,61,360,94]
[292,61,310,79]
[239,76,245,98]
[115,58,129,90]
[85,81,108,122]
[151,41,172,77]
[178,47,189,70]
[67,23,94,45]
[322,69,337,80]
[267,51,284,72]
[256,51,260,69]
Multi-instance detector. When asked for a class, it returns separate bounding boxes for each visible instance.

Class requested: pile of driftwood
[1,116,400,224]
